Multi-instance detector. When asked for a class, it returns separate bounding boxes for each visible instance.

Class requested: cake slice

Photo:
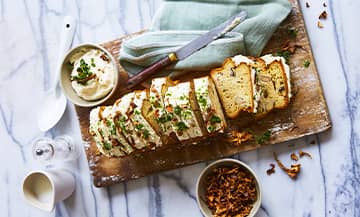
[89,106,129,157]
[210,57,254,119]
[193,76,227,134]
[131,90,162,148]
[146,77,178,144]
[164,82,205,141]
[256,54,291,117]
[112,92,149,150]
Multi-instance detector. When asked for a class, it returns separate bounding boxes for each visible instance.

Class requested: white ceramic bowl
[60,43,119,107]
[196,158,262,217]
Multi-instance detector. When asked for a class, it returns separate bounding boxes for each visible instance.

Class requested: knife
[126,10,247,89]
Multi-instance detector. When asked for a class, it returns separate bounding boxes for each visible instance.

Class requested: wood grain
[75,0,331,187]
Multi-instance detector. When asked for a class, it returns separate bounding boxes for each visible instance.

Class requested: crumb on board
[306,2,310,8]
[323,2,327,7]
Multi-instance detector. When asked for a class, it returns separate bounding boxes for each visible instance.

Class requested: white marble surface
[0,0,359,216]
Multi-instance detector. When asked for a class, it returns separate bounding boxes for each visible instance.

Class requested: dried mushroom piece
[319,11,328,19]
[317,21,324,28]
[273,152,301,179]
[290,153,299,161]
[299,150,312,159]
[266,163,276,175]
[226,130,253,145]
[205,165,257,217]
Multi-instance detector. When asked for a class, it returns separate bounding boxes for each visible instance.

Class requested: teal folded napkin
[119,0,291,76]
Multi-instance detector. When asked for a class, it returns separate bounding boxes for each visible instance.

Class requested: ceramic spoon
[37,16,77,132]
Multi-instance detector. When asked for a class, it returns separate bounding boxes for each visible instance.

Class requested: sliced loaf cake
[193,76,227,134]
[210,58,254,118]
[89,106,130,157]
[256,54,291,117]
[164,82,205,141]
[112,92,149,150]
[131,90,162,149]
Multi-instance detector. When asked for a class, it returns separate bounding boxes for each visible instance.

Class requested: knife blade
[127,10,248,89]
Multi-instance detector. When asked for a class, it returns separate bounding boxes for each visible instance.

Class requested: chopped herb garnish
[276,50,290,64]
[174,105,182,116]
[304,60,310,68]
[166,92,172,97]
[134,110,141,115]
[135,124,144,130]
[209,115,221,124]
[179,95,188,101]
[198,95,207,109]
[71,58,95,84]
[175,121,189,132]
[255,130,271,144]
[106,119,112,127]
[287,27,298,38]
[111,125,116,135]
[103,142,112,150]
[116,117,128,134]
[142,129,150,139]
[207,125,216,132]
[90,58,96,67]
[181,109,192,120]
[157,113,173,123]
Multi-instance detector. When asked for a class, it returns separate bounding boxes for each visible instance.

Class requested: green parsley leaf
[103,142,112,150]
[207,125,216,133]
[106,119,112,127]
[175,121,189,132]
[142,129,150,139]
[198,95,207,109]
[209,115,221,124]
[135,124,144,130]
[181,109,192,120]
[276,50,291,64]
[91,58,96,67]
[255,130,271,144]
[174,105,182,116]
[304,60,310,68]
[287,27,298,38]
[157,113,173,124]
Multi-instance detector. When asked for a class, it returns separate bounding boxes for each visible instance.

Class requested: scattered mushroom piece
[290,153,299,161]
[299,150,312,159]
[319,11,328,20]
[226,130,253,145]
[273,152,301,179]
[317,21,324,28]
[266,163,276,175]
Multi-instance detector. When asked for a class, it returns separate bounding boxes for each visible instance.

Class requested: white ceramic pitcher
[22,169,75,212]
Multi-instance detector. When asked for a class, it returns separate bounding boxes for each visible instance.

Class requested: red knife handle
[127,53,177,89]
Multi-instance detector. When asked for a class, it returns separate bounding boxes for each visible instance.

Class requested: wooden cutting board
[75,0,331,187]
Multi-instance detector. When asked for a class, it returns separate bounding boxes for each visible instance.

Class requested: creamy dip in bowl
[60,43,119,107]
[69,48,115,100]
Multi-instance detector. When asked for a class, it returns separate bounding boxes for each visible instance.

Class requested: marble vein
[0,104,26,162]
[328,1,360,216]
